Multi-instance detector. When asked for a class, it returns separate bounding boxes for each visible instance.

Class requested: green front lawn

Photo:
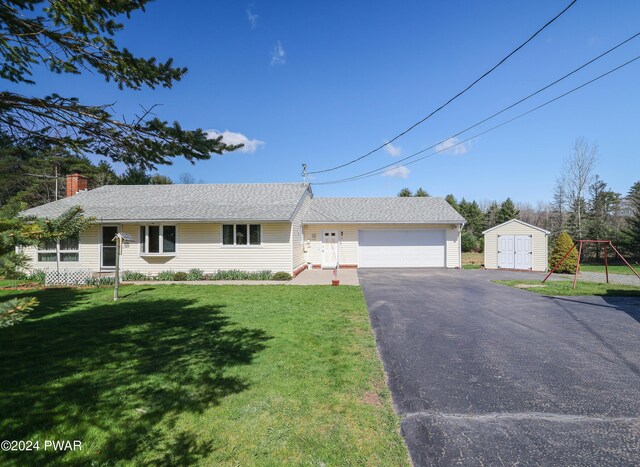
[0,285,407,466]
[496,280,640,297]
[0,279,29,288]
[577,264,639,276]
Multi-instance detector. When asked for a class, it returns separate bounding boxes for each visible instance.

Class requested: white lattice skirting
[45,269,93,286]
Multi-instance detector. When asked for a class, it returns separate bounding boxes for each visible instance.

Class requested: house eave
[302,220,466,225]
[92,218,293,224]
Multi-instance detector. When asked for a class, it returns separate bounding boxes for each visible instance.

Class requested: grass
[462,251,483,269]
[0,279,24,287]
[496,279,640,297]
[0,285,407,466]
[577,263,639,276]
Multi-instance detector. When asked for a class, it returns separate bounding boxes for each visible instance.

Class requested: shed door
[498,235,515,269]
[498,235,532,269]
[514,235,532,269]
[358,229,445,268]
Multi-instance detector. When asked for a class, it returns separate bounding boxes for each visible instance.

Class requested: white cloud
[382,166,410,179]
[205,129,265,154]
[384,142,402,157]
[246,7,258,29]
[435,137,470,155]
[271,40,286,65]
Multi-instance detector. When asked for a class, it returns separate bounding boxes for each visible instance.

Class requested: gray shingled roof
[21,183,311,222]
[303,197,466,224]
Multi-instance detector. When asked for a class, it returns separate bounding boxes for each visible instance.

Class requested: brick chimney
[66,173,88,197]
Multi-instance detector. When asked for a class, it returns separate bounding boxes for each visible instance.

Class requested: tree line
[398,138,640,261]
[0,135,212,209]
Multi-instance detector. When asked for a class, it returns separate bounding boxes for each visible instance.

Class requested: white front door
[322,231,339,268]
[514,235,532,270]
[498,235,515,269]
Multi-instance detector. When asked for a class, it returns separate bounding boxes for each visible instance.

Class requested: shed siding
[291,190,311,270]
[484,222,548,271]
[303,224,461,268]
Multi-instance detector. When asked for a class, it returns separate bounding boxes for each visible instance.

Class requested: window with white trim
[222,224,261,245]
[37,236,79,262]
[139,225,176,254]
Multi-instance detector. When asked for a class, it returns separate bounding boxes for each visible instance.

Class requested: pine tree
[484,202,499,230]
[445,194,459,211]
[549,231,579,273]
[496,198,519,224]
[587,176,621,244]
[0,0,239,168]
[149,174,173,185]
[119,167,151,185]
[414,187,429,197]
[398,188,412,197]
[623,181,640,259]
[459,200,483,237]
[0,135,119,208]
[550,178,567,234]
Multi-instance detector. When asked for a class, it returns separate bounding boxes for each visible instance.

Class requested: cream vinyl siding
[290,190,311,270]
[484,221,548,272]
[25,223,293,274]
[22,224,100,270]
[303,224,461,268]
[119,223,293,274]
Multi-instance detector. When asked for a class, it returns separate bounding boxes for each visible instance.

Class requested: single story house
[482,219,550,272]
[20,174,465,275]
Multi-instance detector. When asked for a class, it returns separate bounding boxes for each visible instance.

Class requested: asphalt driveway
[359,268,640,466]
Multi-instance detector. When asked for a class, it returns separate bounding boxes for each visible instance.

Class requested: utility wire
[311,31,640,184]
[308,0,578,175]
[312,54,640,185]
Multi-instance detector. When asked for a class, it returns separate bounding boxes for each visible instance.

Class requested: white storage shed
[482,219,550,272]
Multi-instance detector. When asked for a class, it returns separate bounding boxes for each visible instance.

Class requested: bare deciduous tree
[564,138,598,239]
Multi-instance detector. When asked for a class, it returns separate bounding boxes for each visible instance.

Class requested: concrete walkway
[289,268,360,285]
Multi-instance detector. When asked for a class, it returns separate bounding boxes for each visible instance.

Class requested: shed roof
[482,219,550,235]
[303,197,466,224]
[21,183,311,222]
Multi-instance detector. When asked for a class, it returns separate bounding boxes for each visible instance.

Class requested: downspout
[458,223,464,269]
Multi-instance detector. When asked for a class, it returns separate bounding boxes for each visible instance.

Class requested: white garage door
[358,229,445,268]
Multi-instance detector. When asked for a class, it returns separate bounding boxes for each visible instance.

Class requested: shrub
[122,271,148,281]
[252,270,273,280]
[172,271,188,281]
[461,231,479,252]
[207,269,273,281]
[156,270,175,281]
[186,268,205,281]
[28,269,46,283]
[272,271,292,281]
[85,276,115,286]
[549,231,579,273]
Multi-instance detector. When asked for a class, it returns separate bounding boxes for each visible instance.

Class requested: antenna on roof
[301,163,308,183]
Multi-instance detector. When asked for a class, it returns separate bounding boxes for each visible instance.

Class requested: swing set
[542,239,640,289]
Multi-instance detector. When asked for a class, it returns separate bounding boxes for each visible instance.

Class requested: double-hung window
[222,224,261,246]
[139,225,176,254]
[37,236,79,262]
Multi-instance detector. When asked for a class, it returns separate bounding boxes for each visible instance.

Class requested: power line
[312,54,640,186]
[308,0,578,175]
[311,31,640,184]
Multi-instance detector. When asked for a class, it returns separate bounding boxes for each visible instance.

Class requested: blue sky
[17,0,640,203]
